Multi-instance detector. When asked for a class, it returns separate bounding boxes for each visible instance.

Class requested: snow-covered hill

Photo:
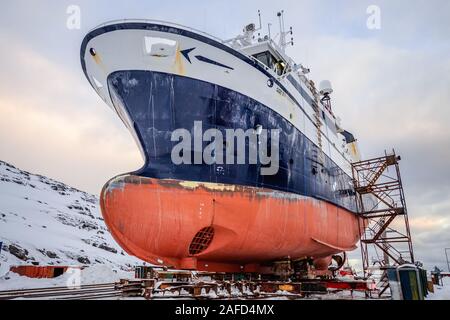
[0,160,142,277]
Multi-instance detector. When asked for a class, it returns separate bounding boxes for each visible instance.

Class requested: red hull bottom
[100,175,362,273]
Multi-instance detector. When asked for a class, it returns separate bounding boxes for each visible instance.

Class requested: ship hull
[101,175,361,272]
[81,21,368,271]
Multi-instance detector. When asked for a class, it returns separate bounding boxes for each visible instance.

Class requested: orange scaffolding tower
[352,151,415,295]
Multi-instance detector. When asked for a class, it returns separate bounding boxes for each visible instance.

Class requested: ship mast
[277,11,294,52]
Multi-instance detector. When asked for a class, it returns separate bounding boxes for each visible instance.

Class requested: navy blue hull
[107,71,357,213]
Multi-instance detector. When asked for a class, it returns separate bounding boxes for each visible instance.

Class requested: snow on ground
[0,265,135,291]
[427,277,450,300]
[0,160,142,289]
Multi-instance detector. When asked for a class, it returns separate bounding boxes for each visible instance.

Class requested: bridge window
[253,51,276,69]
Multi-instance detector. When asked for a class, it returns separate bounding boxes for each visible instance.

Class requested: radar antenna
[222,10,264,48]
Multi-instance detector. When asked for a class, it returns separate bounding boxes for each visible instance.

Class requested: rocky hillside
[0,160,141,276]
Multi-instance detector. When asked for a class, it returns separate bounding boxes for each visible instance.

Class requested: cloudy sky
[0,0,449,271]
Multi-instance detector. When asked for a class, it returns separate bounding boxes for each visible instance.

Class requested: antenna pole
[258,10,262,30]
[277,11,285,49]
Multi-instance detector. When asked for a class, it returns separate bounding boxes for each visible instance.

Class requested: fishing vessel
[81,13,367,274]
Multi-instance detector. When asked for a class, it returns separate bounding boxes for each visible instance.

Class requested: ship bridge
[240,40,293,77]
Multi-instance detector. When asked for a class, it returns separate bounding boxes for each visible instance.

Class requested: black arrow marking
[180,47,196,63]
